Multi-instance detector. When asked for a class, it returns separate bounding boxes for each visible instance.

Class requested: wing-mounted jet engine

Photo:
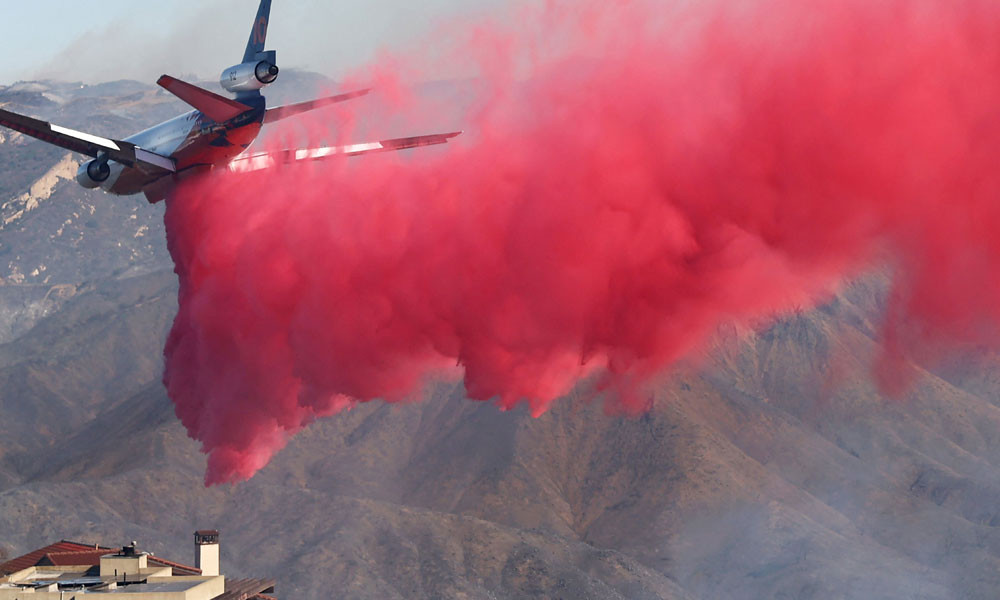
[76,158,112,188]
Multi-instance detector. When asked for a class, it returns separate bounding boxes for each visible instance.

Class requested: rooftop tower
[194,530,220,577]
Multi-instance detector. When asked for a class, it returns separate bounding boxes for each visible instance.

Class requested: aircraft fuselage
[98,99,266,197]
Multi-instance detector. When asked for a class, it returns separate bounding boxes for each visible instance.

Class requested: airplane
[0,0,460,203]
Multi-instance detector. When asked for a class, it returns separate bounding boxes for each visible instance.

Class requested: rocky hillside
[1,77,999,599]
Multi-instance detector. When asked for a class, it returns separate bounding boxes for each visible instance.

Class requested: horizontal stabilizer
[263,89,371,124]
[157,75,252,123]
[0,107,175,173]
[228,131,462,172]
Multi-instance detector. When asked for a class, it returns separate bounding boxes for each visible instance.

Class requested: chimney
[194,530,220,577]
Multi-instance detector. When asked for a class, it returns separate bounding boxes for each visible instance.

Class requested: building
[0,532,274,600]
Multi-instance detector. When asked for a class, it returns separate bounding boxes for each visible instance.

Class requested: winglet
[157,75,253,123]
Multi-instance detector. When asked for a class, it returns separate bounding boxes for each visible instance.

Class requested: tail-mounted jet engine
[220,50,279,93]
[76,158,111,189]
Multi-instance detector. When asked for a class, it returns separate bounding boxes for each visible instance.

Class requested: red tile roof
[0,540,200,577]
[0,541,109,575]
[39,549,111,566]
[148,555,201,576]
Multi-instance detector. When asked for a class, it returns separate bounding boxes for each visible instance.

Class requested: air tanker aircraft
[0,0,460,203]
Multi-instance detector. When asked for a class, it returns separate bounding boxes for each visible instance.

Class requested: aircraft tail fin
[157,75,253,123]
[243,0,273,63]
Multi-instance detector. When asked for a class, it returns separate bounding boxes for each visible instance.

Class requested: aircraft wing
[227,131,461,172]
[0,107,176,173]
[263,89,371,124]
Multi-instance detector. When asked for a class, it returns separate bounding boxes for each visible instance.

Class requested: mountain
[1,76,999,599]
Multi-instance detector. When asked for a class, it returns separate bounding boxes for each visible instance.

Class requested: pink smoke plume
[163,0,1000,484]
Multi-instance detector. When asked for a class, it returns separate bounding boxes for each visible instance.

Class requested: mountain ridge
[0,75,998,599]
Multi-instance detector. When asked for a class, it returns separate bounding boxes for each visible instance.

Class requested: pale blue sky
[2,0,509,85]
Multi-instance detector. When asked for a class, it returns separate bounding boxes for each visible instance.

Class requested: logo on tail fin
[253,17,268,46]
[242,0,273,63]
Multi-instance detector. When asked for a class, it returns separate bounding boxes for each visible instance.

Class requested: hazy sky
[2,0,509,85]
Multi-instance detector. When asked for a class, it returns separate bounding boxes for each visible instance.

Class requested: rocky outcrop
[1,153,77,227]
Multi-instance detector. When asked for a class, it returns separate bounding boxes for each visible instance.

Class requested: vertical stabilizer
[243,0,273,63]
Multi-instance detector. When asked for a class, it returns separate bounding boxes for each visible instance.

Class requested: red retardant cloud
[163,0,1000,484]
